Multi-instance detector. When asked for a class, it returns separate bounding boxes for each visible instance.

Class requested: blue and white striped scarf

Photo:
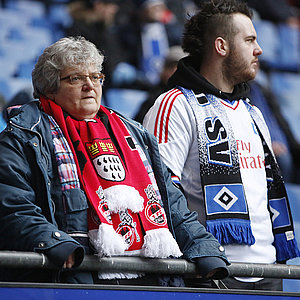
[179,86,300,262]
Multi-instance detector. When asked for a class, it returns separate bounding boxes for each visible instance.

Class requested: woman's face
[47,64,103,120]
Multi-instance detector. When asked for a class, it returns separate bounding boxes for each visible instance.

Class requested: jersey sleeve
[143,88,195,179]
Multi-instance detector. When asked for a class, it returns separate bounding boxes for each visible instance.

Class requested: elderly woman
[0,36,228,284]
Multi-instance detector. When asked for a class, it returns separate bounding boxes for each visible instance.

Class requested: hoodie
[168,56,250,101]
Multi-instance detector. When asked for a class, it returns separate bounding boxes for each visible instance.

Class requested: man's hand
[272,141,288,157]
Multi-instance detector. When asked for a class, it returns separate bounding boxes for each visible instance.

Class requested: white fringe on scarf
[97,229,183,280]
[88,223,127,257]
[104,185,144,213]
[143,228,182,258]
[98,272,144,280]
[90,185,182,279]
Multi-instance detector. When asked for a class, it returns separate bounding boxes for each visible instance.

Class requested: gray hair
[32,36,104,98]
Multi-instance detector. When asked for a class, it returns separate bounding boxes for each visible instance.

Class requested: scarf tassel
[142,228,182,258]
[274,232,300,262]
[206,219,255,246]
[88,223,127,257]
[98,271,144,280]
[104,185,144,213]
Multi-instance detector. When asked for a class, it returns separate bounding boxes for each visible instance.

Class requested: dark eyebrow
[247,35,256,40]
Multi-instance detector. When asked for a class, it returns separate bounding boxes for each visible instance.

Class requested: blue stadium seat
[277,24,300,72]
[269,72,300,143]
[0,7,29,28]
[17,61,36,80]
[0,78,32,103]
[105,89,149,119]
[254,20,300,72]
[48,3,72,28]
[0,40,40,64]
[0,79,10,102]
[254,20,279,68]
[0,59,18,79]
[283,183,300,292]
[5,0,46,19]
[0,2,56,104]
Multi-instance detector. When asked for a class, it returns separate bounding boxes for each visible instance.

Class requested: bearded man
[143,0,299,291]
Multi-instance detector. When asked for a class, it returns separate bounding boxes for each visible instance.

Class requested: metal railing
[1,251,300,279]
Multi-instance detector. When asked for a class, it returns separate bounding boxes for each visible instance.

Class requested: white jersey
[143,89,276,282]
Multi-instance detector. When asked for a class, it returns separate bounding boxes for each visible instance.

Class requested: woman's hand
[63,252,75,269]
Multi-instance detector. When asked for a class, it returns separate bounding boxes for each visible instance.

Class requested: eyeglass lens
[63,74,104,86]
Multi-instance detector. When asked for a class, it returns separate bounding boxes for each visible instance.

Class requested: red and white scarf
[41,97,182,260]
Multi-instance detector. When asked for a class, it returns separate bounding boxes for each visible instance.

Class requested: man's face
[143,3,166,22]
[223,13,262,85]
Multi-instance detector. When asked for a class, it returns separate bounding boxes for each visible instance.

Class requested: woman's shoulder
[5,100,48,133]
[105,106,145,132]
[6,100,41,120]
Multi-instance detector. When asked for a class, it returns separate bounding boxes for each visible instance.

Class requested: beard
[223,48,258,86]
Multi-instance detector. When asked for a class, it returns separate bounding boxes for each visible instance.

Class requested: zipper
[9,116,55,223]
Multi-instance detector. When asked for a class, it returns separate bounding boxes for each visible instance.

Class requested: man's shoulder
[157,88,184,100]
[146,88,191,116]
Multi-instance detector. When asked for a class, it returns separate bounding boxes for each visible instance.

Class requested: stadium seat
[0,59,18,79]
[283,183,300,292]
[254,20,279,69]
[269,72,300,143]
[0,79,10,102]
[105,89,149,119]
[0,78,32,103]
[277,23,300,72]
[254,20,300,72]
[5,0,46,19]
[17,61,36,80]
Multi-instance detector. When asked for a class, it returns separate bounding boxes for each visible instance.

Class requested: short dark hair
[182,0,252,60]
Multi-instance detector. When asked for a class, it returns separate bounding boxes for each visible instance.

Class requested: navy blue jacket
[0,101,228,283]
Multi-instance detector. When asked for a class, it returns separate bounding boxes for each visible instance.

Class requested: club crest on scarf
[116,211,142,249]
[94,184,113,224]
[144,184,167,226]
[87,138,125,181]
[98,199,112,224]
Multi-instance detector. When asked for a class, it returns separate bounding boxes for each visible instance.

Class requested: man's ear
[214,37,228,57]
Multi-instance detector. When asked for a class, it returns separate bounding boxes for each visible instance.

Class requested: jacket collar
[7,100,43,130]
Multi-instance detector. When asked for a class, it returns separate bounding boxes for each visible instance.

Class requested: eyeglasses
[60,73,105,86]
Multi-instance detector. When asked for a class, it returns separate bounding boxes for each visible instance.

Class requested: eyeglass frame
[60,72,105,86]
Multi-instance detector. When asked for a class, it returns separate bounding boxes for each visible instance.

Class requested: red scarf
[41,97,182,258]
